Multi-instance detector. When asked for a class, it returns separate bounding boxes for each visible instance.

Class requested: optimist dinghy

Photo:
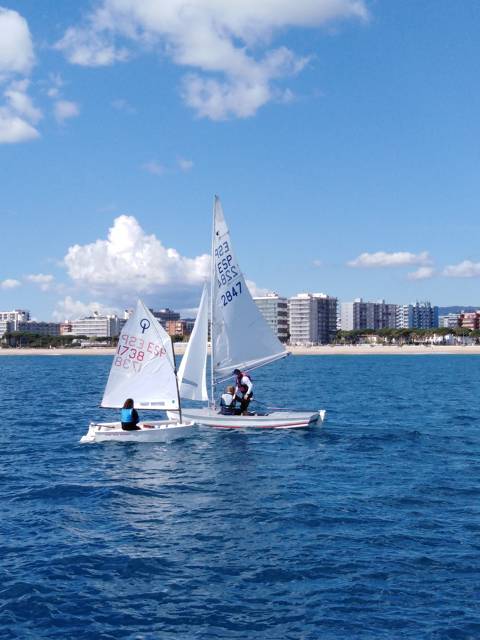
[80,300,195,444]
[168,196,326,430]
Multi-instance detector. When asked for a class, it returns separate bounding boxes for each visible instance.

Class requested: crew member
[219,385,237,415]
[121,398,141,430]
[233,369,253,415]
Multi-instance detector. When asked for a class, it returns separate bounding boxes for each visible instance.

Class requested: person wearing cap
[219,385,237,415]
[233,369,253,415]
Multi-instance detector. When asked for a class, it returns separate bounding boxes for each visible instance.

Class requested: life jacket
[220,393,235,415]
[235,372,252,395]
[121,408,134,423]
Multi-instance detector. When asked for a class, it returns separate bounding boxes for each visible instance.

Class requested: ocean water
[1,354,480,639]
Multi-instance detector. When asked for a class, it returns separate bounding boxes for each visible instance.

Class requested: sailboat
[169,196,326,429]
[80,299,195,443]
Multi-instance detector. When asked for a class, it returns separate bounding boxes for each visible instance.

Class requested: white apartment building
[288,293,337,345]
[71,312,123,337]
[0,309,31,337]
[439,313,460,328]
[254,293,289,342]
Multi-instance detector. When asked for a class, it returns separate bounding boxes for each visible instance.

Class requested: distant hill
[438,306,479,315]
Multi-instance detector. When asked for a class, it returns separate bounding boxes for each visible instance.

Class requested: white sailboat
[80,299,195,443]
[169,196,326,429]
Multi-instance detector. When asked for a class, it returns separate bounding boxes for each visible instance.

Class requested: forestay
[177,283,209,401]
[101,299,179,410]
[211,196,287,383]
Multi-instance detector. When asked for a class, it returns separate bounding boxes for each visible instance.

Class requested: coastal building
[458,311,480,330]
[288,293,337,345]
[0,309,30,328]
[341,299,397,331]
[254,293,289,342]
[16,321,61,336]
[150,308,180,328]
[397,302,439,329]
[166,319,193,338]
[439,314,460,329]
[71,312,123,337]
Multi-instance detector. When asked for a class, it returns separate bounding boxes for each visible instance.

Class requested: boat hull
[168,408,325,430]
[80,420,196,444]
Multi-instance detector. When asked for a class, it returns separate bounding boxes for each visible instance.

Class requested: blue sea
[2,354,480,639]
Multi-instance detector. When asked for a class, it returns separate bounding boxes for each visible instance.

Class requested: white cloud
[246,280,270,297]
[54,99,80,123]
[0,9,41,145]
[52,296,121,321]
[142,160,166,176]
[177,157,193,172]
[62,215,210,305]
[0,278,21,289]
[443,260,480,278]
[0,7,34,76]
[312,259,322,267]
[348,251,432,268]
[56,0,368,119]
[26,273,54,291]
[407,266,435,281]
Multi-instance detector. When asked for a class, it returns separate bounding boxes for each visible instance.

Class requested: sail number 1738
[221,281,242,306]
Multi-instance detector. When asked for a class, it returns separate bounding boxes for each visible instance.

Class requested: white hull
[80,419,196,444]
[168,408,325,430]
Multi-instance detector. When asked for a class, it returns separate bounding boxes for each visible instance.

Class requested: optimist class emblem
[140,318,150,334]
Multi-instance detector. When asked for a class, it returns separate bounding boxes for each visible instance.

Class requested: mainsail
[177,283,209,401]
[211,196,287,383]
[101,299,179,410]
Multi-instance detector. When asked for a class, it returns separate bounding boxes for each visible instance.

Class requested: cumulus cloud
[407,266,435,281]
[0,278,21,289]
[26,273,55,291]
[54,99,80,123]
[52,296,121,321]
[0,10,41,144]
[111,98,136,113]
[246,280,270,297]
[55,0,368,119]
[348,251,432,268]
[62,215,210,307]
[443,260,480,278]
[0,7,34,77]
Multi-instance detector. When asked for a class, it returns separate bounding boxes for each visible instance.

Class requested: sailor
[121,398,141,430]
[219,385,237,415]
[233,369,253,415]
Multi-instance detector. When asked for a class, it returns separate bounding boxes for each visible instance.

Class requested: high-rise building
[253,293,289,342]
[397,302,439,329]
[288,293,337,345]
[341,299,397,331]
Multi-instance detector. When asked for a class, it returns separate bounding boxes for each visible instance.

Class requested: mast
[171,337,183,423]
[209,195,216,407]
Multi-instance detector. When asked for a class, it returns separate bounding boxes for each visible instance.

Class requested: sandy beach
[2,344,480,356]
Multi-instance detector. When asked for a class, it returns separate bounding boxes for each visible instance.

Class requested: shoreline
[2,344,480,356]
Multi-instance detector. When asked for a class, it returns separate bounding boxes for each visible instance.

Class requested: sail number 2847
[221,281,242,306]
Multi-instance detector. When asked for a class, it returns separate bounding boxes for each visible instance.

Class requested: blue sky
[1,0,479,320]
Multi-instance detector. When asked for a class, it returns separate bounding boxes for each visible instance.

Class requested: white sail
[101,299,179,410]
[211,196,287,383]
[177,283,209,401]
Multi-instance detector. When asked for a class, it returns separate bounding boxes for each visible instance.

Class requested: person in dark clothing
[233,369,253,415]
[121,398,141,430]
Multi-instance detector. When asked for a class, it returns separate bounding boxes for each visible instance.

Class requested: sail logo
[140,318,150,334]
